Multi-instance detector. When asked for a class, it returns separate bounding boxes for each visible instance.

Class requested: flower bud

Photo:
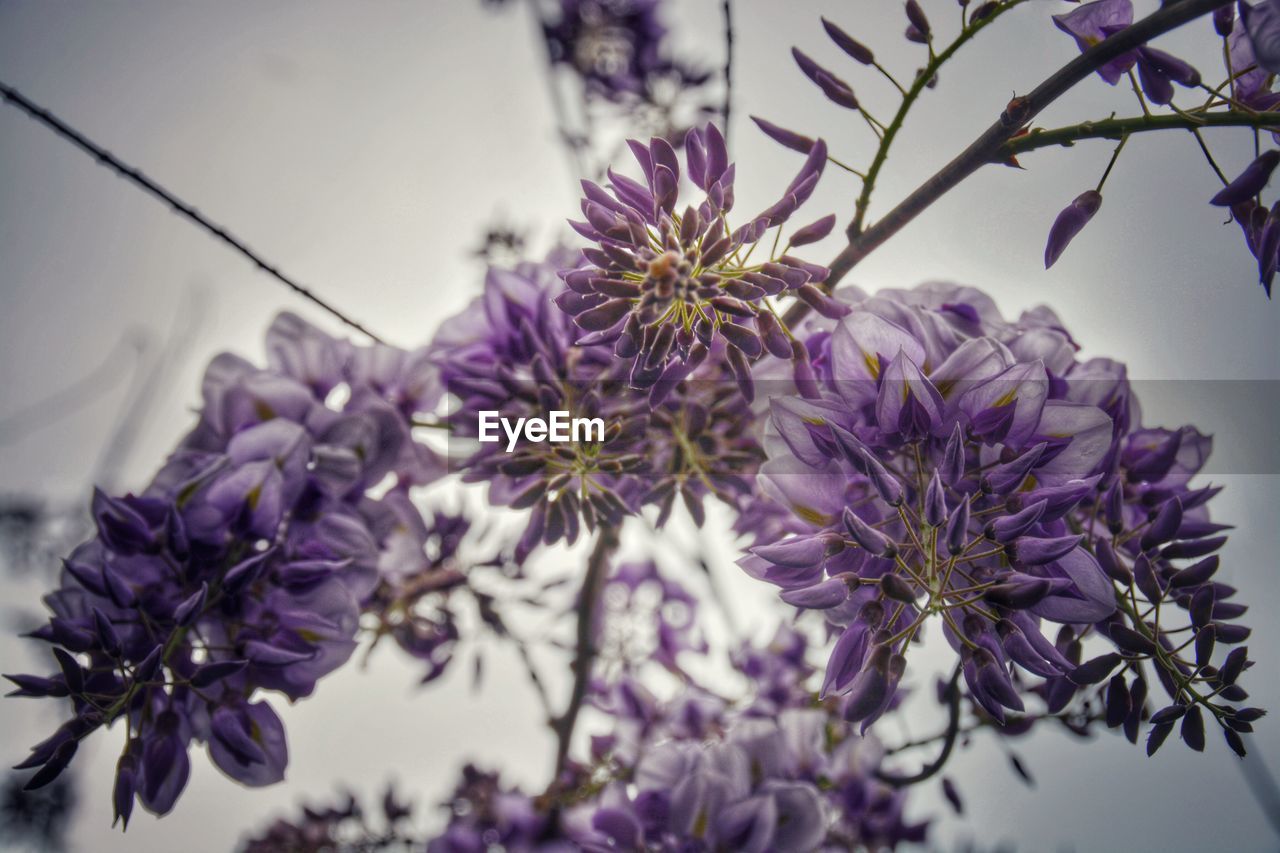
[860,450,905,506]
[750,116,815,154]
[113,751,137,829]
[982,443,1045,495]
[1006,534,1081,566]
[1170,555,1219,588]
[1180,705,1206,751]
[781,576,851,610]
[880,572,918,603]
[843,645,891,722]
[941,422,966,485]
[924,469,949,527]
[752,535,830,568]
[905,0,931,41]
[1068,652,1122,685]
[985,574,1060,609]
[1140,497,1183,551]
[1044,190,1102,269]
[986,499,1047,543]
[1214,6,1235,36]
[945,500,970,556]
[789,213,837,247]
[1210,150,1280,207]
[821,18,875,64]
[842,507,897,558]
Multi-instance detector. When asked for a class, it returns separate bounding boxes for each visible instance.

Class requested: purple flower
[431,250,766,548]
[1045,190,1103,269]
[1134,46,1202,105]
[542,0,667,98]
[1210,150,1280,206]
[1053,0,1136,85]
[739,282,1244,752]
[10,313,450,819]
[1241,0,1280,74]
[560,124,835,392]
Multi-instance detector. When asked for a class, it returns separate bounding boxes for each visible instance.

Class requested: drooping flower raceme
[7,314,444,826]
[559,122,842,400]
[741,283,1256,754]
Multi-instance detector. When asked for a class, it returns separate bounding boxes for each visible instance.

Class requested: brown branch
[551,524,619,780]
[876,662,963,788]
[722,0,734,150]
[1001,110,1280,158]
[0,81,388,344]
[785,0,1232,328]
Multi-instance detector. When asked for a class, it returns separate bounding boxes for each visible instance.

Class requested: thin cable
[0,81,387,344]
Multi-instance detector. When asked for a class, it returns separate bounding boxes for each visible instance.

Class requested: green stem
[1000,110,1280,158]
[850,0,1030,237]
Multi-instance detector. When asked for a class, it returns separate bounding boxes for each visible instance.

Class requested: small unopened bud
[843,507,897,558]
[880,573,917,603]
[1006,534,1081,566]
[986,499,1047,543]
[1210,150,1279,207]
[821,18,875,64]
[945,501,970,556]
[1140,497,1183,551]
[1044,190,1102,269]
[924,470,948,527]
[781,576,851,610]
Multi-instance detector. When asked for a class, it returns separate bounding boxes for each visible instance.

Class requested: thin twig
[0,333,144,446]
[1240,747,1280,837]
[849,0,1030,239]
[875,662,963,788]
[0,81,388,344]
[526,0,590,182]
[507,625,555,720]
[722,0,734,150]
[999,109,1280,159]
[785,0,1232,327]
[551,524,619,779]
[93,286,206,490]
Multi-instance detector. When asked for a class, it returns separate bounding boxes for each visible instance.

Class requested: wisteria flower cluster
[741,282,1258,753]
[434,248,765,551]
[1040,0,1280,295]
[7,314,442,826]
[562,122,840,399]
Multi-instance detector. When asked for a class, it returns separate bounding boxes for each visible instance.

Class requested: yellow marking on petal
[254,400,276,421]
[863,350,880,379]
[993,387,1019,408]
[802,416,827,426]
[794,505,831,526]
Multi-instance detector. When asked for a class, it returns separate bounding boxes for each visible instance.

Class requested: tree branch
[850,0,1030,238]
[1001,110,1280,159]
[722,0,734,151]
[551,524,619,780]
[0,81,388,344]
[875,662,963,788]
[798,0,1232,315]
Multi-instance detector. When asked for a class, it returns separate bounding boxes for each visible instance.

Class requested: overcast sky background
[1,1,1278,850]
